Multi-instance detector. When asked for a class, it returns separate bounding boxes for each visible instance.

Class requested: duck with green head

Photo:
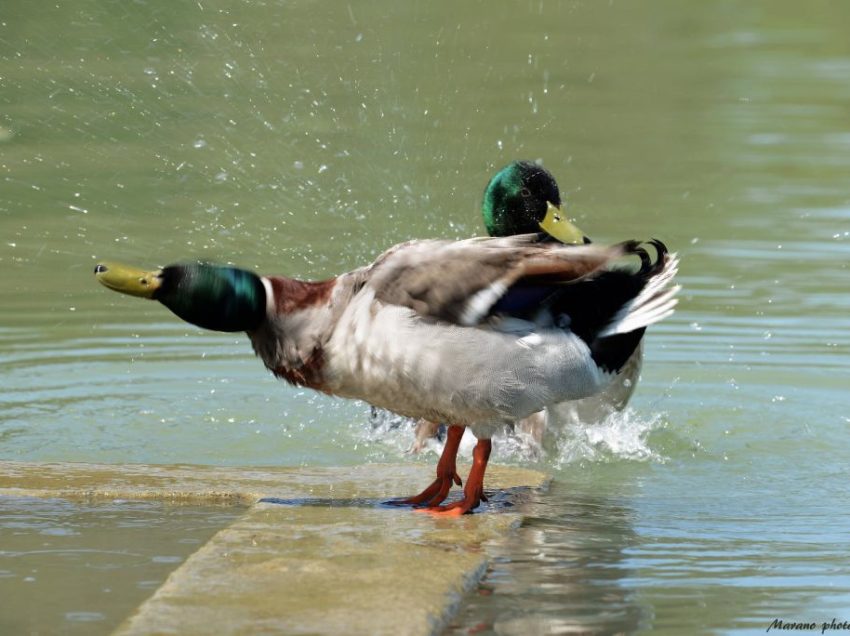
[412,161,646,453]
[95,183,677,515]
[482,160,588,244]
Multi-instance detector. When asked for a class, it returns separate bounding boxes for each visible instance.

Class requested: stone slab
[0,461,548,635]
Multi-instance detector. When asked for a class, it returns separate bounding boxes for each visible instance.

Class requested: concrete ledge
[0,461,548,635]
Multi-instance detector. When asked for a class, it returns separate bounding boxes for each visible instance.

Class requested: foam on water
[355,405,667,468]
[547,407,666,466]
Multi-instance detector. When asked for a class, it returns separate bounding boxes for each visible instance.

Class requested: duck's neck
[248,275,337,390]
[263,276,336,314]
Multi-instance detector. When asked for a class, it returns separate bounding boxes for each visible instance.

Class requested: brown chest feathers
[272,347,328,392]
[252,276,338,394]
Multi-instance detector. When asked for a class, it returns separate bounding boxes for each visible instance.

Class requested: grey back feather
[364,234,626,325]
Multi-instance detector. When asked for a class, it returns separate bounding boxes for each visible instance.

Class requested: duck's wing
[365,233,633,326]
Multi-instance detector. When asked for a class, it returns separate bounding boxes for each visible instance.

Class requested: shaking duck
[483,162,648,417]
[95,211,677,516]
[412,161,645,452]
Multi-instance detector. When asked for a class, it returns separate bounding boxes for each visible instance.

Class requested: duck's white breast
[323,291,606,436]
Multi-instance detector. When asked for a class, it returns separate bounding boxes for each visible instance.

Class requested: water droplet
[193,138,207,149]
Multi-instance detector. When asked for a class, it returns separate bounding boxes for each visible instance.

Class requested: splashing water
[357,407,425,456]
[355,405,667,467]
[547,407,666,466]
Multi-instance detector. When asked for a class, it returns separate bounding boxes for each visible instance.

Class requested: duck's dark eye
[521,187,531,197]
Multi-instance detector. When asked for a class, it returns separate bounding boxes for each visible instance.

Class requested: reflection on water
[448,473,850,635]
[0,497,242,635]
[2,0,850,632]
[446,482,647,634]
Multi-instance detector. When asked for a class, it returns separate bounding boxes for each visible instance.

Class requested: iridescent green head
[482,160,587,243]
[95,261,266,332]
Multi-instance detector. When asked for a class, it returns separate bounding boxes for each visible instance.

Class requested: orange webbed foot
[415,493,486,516]
[416,437,492,516]
[388,425,465,507]
[389,470,462,507]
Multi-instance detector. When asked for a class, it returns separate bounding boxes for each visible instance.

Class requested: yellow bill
[94,261,162,298]
[539,201,586,245]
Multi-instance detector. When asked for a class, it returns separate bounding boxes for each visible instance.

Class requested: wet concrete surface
[0,461,547,635]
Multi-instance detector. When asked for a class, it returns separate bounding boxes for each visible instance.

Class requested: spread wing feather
[365,234,630,325]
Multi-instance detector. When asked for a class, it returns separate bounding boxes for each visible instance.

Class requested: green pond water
[0,497,242,635]
[2,0,849,633]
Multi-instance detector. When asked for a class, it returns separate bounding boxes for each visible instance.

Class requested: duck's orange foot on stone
[390,470,463,507]
[415,491,489,516]
[387,424,465,508]
[416,437,492,516]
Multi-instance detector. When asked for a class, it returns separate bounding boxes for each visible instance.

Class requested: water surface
[0,497,242,635]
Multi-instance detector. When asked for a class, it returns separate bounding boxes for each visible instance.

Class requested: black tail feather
[547,240,671,373]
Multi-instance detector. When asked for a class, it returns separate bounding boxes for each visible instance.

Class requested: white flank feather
[598,253,680,337]
[459,281,508,326]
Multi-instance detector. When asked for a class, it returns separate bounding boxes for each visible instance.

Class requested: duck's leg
[424,437,492,516]
[408,419,443,454]
[391,424,464,506]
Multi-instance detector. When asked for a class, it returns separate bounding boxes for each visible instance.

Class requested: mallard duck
[412,161,643,453]
[95,230,677,515]
[487,160,646,404]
